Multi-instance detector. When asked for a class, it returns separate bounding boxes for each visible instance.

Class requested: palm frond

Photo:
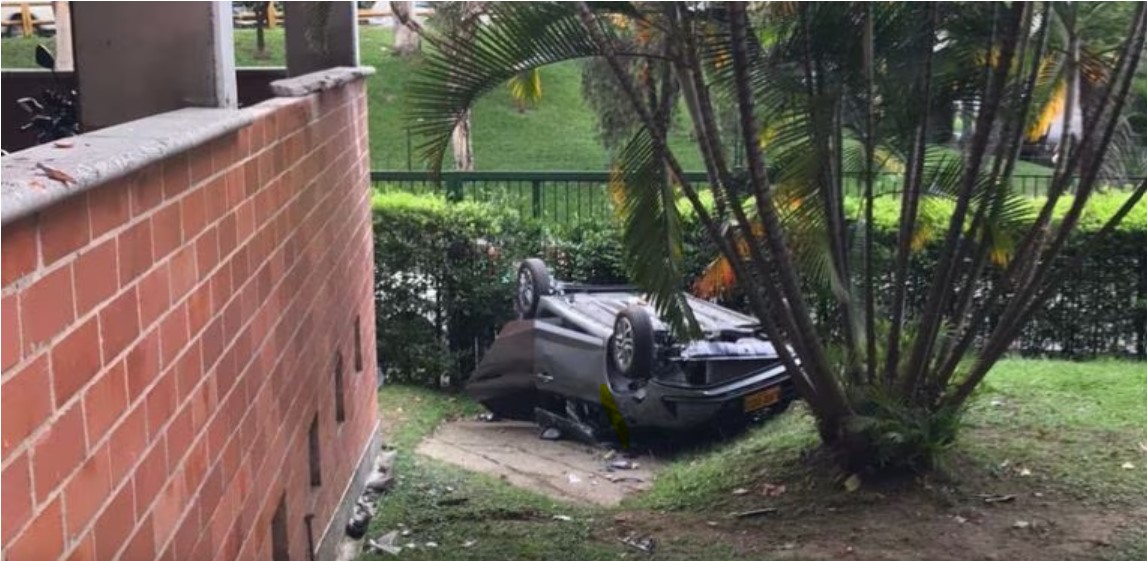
[408,2,641,172]
[609,127,700,337]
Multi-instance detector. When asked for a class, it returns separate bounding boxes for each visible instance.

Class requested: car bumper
[616,365,795,429]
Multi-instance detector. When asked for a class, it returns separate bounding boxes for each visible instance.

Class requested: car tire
[515,258,552,319]
[609,305,655,378]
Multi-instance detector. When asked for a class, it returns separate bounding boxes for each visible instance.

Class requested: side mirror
[35,44,55,70]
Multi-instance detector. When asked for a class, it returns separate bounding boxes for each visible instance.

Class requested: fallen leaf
[35,162,77,185]
[760,483,787,497]
[844,474,861,492]
[731,487,750,496]
[1121,462,1135,470]
[1018,467,1032,477]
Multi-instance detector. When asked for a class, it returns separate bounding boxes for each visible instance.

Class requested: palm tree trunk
[452,110,474,171]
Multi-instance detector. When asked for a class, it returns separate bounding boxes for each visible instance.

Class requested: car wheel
[514,258,552,319]
[610,305,654,378]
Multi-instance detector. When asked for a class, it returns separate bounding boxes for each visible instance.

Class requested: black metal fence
[371,170,1144,227]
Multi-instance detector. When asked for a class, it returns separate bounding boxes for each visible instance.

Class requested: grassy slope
[365,359,1146,560]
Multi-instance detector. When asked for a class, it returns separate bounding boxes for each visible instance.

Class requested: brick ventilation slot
[334,352,346,423]
[353,315,363,372]
[272,494,289,561]
[309,414,322,487]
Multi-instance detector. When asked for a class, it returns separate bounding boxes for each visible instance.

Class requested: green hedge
[374,192,1146,385]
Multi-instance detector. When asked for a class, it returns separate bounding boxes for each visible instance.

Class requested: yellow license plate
[743,387,781,412]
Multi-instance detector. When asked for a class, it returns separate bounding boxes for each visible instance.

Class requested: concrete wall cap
[270,66,376,97]
[1,107,254,225]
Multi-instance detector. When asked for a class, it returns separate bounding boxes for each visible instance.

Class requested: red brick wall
[2,79,378,561]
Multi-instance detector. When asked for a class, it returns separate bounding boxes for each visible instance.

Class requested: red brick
[118,219,154,285]
[31,403,86,502]
[159,302,190,368]
[83,360,129,444]
[100,286,140,362]
[50,316,102,407]
[145,370,177,440]
[121,514,156,561]
[65,535,97,561]
[169,502,200,561]
[2,293,20,370]
[126,330,161,401]
[2,216,39,287]
[151,204,184,262]
[1,355,52,455]
[169,245,198,301]
[130,164,165,217]
[173,342,203,404]
[181,190,208,240]
[8,497,64,561]
[63,444,112,539]
[73,238,119,318]
[1,453,33,543]
[93,484,134,561]
[195,226,220,279]
[88,179,132,240]
[138,264,171,330]
[205,175,229,222]
[165,405,196,471]
[187,288,213,339]
[108,405,148,478]
[19,264,75,353]
[133,435,168,516]
[162,153,191,199]
[40,195,91,267]
[152,470,187,549]
[190,145,214,186]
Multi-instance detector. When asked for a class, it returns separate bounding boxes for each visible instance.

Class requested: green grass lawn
[363,359,1146,560]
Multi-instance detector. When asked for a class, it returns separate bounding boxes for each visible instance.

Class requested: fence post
[531,179,542,219]
[446,175,463,202]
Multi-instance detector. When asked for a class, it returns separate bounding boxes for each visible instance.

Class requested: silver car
[466,258,795,440]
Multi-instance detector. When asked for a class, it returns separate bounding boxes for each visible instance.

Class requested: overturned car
[465,258,796,440]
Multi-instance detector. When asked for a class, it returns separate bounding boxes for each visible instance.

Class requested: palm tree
[408,2,1147,472]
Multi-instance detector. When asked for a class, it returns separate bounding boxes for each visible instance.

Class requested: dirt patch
[607,465,1147,561]
[415,420,663,506]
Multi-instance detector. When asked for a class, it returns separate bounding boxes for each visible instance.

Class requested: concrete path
[415,420,663,506]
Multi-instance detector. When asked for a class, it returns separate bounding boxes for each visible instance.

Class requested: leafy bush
[374,191,1145,385]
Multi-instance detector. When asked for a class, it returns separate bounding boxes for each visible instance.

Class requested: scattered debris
[1013,520,1032,530]
[462,539,477,548]
[400,529,412,537]
[760,482,786,497]
[843,474,861,492]
[1121,462,1135,470]
[477,412,500,422]
[620,534,656,554]
[989,399,1005,407]
[566,473,582,485]
[731,487,750,496]
[54,140,74,148]
[607,459,639,470]
[552,514,573,522]
[1138,442,1147,453]
[36,162,77,185]
[366,472,395,493]
[425,541,438,548]
[603,449,618,461]
[540,427,563,440]
[366,531,402,555]
[1018,467,1032,477]
[706,521,718,527]
[954,515,968,524]
[604,475,645,484]
[346,508,372,539]
[780,542,797,551]
[982,494,1017,504]
[732,507,779,519]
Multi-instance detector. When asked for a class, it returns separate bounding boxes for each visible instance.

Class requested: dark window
[309,415,322,487]
[353,316,363,372]
[271,494,289,561]
[334,352,346,423]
